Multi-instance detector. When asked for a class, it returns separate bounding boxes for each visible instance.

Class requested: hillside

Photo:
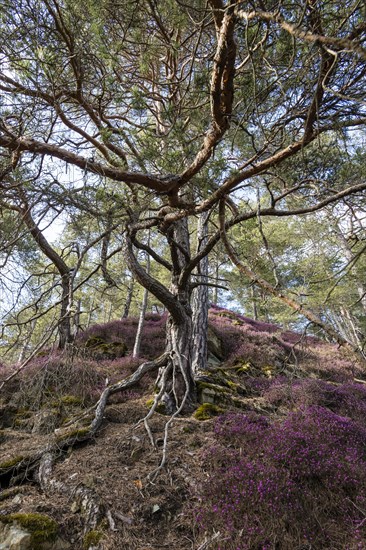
[1,307,366,549]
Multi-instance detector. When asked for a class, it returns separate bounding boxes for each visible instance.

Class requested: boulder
[0,524,31,550]
[207,326,223,360]
[0,513,70,550]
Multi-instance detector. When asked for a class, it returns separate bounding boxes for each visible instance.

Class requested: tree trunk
[73,299,82,338]
[21,203,74,349]
[133,250,150,358]
[124,217,197,412]
[251,285,258,321]
[122,279,134,319]
[58,273,73,349]
[158,218,196,412]
[161,311,196,413]
[192,213,209,374]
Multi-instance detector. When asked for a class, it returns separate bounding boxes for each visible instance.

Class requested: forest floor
[1,306,366,549]
[0,395,215,549]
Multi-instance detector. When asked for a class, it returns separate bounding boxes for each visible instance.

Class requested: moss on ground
[145,397,166,414]
[55,426,90,442]
[194,403,225,421]
[83,529,103,548]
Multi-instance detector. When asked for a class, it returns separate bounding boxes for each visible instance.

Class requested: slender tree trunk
[59,273,73,349]
[251,285,258,321]
[122,279,134,319]
[213,260,219,305]
[133,287,148,357]
[133,249,150,358]
[20,201,74,349]
[73,299,81,337]
[340,306,363,349]
[87,297,94,328]
[192,213,209,374]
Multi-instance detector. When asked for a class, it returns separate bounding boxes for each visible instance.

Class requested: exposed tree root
[0,353,171,491]
[0,347,196,544]
[35,451,106,538]
[89,352,170,436]
[0,353,169,543]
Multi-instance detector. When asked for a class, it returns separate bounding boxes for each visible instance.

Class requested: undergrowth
[196,403,366,549]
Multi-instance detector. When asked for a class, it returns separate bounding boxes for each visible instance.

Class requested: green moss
[0,455,24,471]
[145,398,166,414]
[83,529,103,549]
[55,426,90,442]
[182,424,195,434]
[235,362,251,374]
[225,380,239,391]
[16,407,31,415]
[13,407,33,429]
[85,336,106,348]
[1,513,58,547]
[13,418,27,427]
[60,395,83,406]
[194,403,225,421]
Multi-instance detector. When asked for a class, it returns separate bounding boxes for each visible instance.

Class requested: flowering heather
[208,306,364,386]
[77,313,167,358]
[197,407,366,549]
[208,306,306,368]
[300,342,364,382]
[263,378,366,421]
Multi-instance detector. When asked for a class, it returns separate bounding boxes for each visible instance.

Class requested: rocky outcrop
[0,513,70,550]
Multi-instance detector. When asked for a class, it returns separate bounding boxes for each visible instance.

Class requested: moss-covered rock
[85,336,127,359]
[0,513,58,549]
[207,326,224,360]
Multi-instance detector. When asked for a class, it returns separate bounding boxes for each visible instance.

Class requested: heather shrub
[77,315,166,358]
[209,306,314,369]
[197,407,366,549]
[262,378,366,421]
[300,344,362,383]
[17,355,106,409]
